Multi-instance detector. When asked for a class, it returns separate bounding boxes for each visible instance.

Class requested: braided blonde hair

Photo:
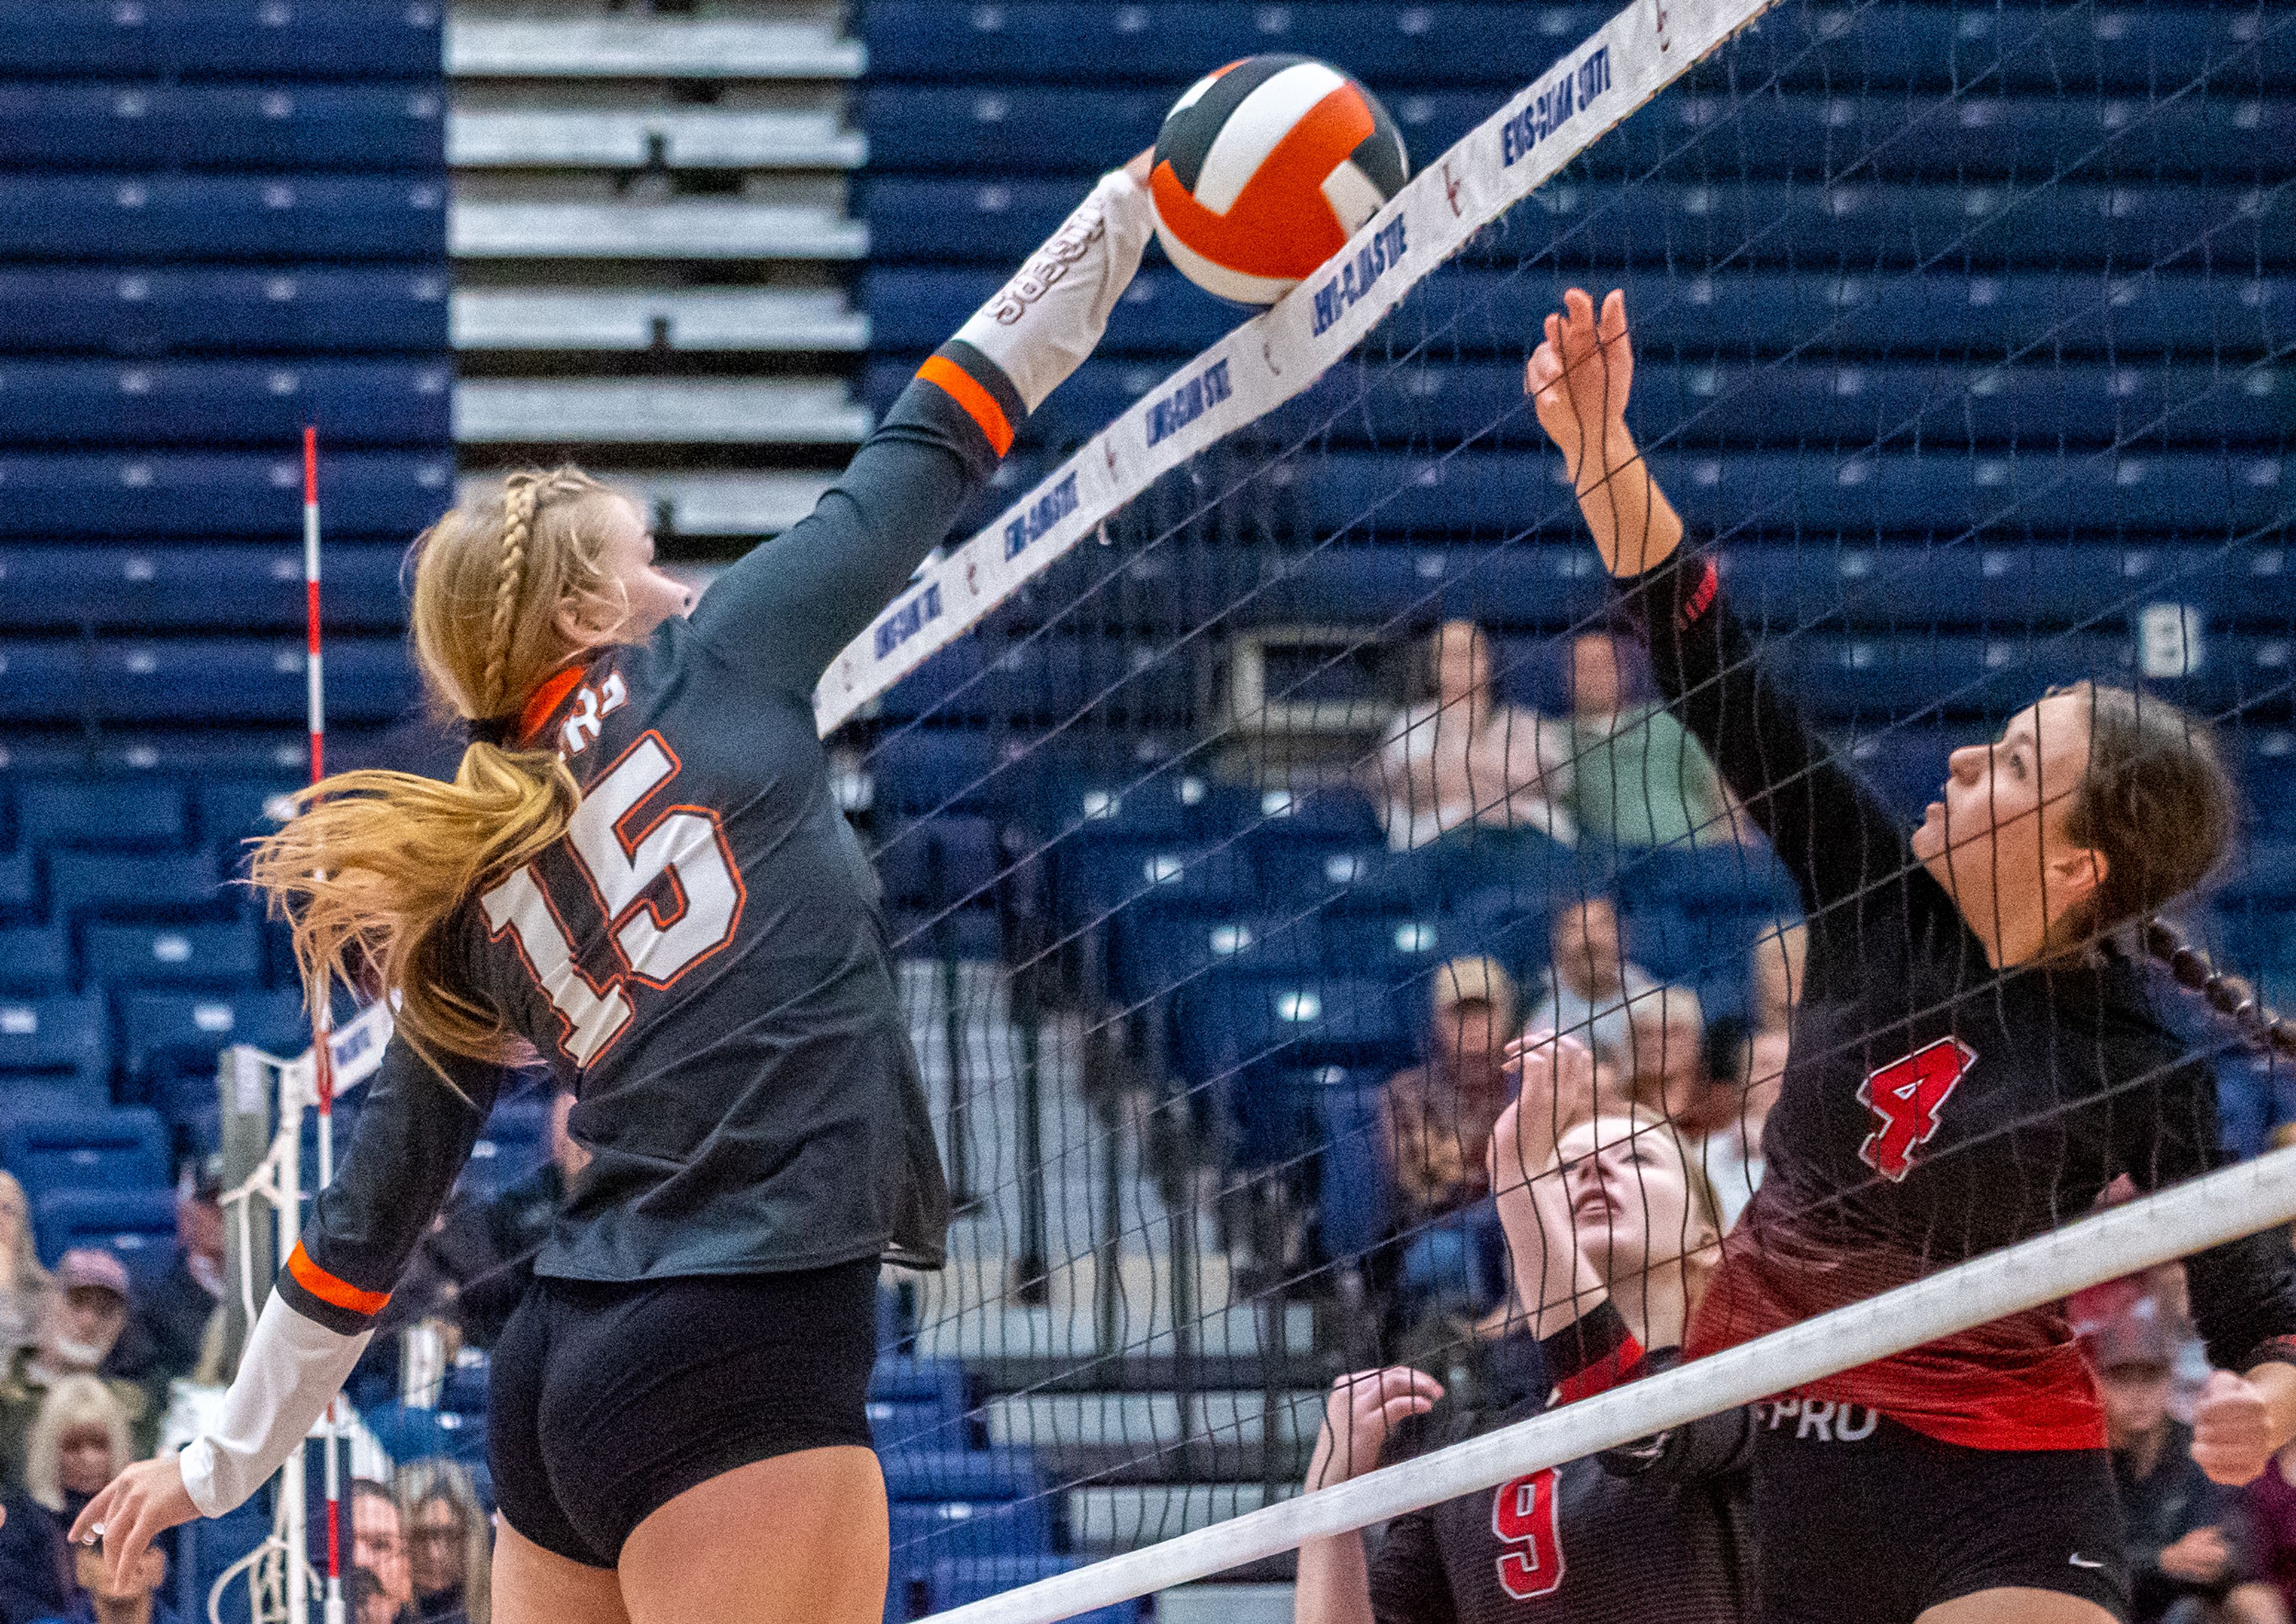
[249,466,628,1070]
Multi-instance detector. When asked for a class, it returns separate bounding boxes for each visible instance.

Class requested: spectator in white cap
[0,1251,156,1487]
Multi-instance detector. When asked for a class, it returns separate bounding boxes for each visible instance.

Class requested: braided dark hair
[2057,682,2294,1059]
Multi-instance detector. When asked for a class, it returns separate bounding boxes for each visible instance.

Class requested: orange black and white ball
[1149,55,1410,307]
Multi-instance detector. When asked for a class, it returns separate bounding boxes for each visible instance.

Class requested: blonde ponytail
[249,466,624,1069]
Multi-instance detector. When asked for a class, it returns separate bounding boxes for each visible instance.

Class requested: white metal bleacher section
[445,1,869,535]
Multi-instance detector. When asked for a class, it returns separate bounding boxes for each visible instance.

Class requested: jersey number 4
[1857,1036,1977,1182]
[479,732,745,1067]
[1493,1468,1565,1600]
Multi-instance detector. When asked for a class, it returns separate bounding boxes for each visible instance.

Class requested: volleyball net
[827,0,2296,1615]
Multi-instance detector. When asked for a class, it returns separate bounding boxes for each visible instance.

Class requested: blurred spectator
[398,1458,489,1624]
[53,1534,176,1624]
[25,1375,131,1531]
[1380,958,1521,1332]
[1613,985,1712,1132]
[1703,924,1805,1231]
[1528,896,1657,1069]
[0,1174,53,1355]
[0,1480,72,1624]
[0,1253,157,1487]
[352,1478,415,1622]
[122,1162,225,1391]
[2100,1310,2285,1623]
[1563,631,1731,852]
[1375,620,1574,853]
[346,1567,402,1624]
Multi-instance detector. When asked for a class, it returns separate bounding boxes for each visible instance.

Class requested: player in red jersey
[1522,286,2296,1624]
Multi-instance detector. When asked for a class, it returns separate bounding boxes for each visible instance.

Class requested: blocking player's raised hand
[1306,1367,1446,1491]
[1526,286,1683,577]
[1526,286,1633,485]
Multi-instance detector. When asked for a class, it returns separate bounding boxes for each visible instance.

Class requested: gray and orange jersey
[182,169,1158,1521]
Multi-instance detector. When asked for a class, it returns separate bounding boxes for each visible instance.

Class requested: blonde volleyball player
[74,154,1157,1624]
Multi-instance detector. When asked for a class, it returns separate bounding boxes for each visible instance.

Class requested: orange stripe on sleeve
[286,1242,391,1318]
[917,355,1015,458]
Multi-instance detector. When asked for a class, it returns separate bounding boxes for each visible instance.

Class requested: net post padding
[922,1145,2296,1624]
[811,0,1780,735]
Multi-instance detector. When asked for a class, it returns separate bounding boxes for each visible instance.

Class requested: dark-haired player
[1524,286,2296,1623]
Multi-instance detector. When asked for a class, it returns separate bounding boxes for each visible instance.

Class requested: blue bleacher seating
[863,3,2293,90]
[1306,1068,1393,1262]
[0,994,110,1095]
[0,361,452,449]
[884,1448,1053,1562]
[32,1186,178,1281]
[6,637,419,725]
[0,1104,169,1199]
[875,816,1004,912]
[118,988,306,1086]
[865,728,1006,816]
[0,453,451,539]
[865,178,2296,265]
[0,3,447,80]
[0,851,36,918]
[0,545,410,631]
[0,177,447,261]
[82,920,264,988]
[47,847,222,918]
[194,779,303,850]
[1061,836,1257,926]
[462,1093,551,1202]
[1169,969,1410,1085]
[867,267,2296,362]
[0,269,450,357]
[0,84,445,171]
[15,778,186,848]
[0,924,71,993]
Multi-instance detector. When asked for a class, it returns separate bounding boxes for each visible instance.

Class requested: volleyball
[1149,54,1410,306]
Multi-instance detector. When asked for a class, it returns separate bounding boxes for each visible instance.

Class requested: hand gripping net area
[841,0,2295,1616]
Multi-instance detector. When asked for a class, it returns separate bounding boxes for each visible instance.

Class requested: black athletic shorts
[1748,1399,2130,1623]
[487,1259,880,1568]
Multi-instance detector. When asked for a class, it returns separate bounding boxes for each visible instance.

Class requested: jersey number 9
[480,731,746,1067]
[1492,1467,1566,1599]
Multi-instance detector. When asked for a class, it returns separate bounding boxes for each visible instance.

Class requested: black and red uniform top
[1622,544,2296,1450]
[1368,1307,1753,1623]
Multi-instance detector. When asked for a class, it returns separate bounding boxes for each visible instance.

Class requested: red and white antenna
[303,425,346,1624]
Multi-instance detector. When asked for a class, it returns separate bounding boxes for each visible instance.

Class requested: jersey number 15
[479,732,745,1067]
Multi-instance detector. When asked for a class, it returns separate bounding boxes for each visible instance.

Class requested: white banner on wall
[813,0,1781,735]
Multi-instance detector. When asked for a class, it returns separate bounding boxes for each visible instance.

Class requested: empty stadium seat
[0,994,109,1097]
[118,988,306,1086]
[83,921,264,988]
[0,269,450,357]
[0,84,444,171]
[875,816,1004,913]
[0,2,445,79]
[195,779,303,850]
[0,453,451,539]
[47,847,222,918]
[0,177,447,262]
[1168,970,1410,1085]
[0,851,36,918]
[863,728,1006,816]
[0,1104,169,1202]
[6,637,419,725]
[1303,1067,1392,1262]
[462,1092,551,1202]
[0,924,71,993]
[0,545,408,633]
[32,1188,178,1284]
[16,778,185,848]
[0,361,452,450]
[882,1448,1052,1561]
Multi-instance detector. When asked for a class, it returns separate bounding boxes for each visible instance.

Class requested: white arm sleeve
[951,167,1157,415]
[178,1293,374,1518]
